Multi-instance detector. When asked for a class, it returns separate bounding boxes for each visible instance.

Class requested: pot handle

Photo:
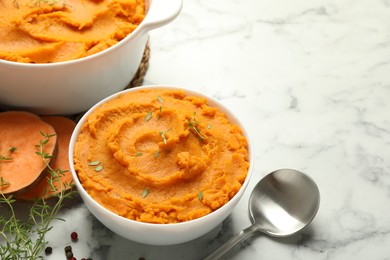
[142,0,183,30]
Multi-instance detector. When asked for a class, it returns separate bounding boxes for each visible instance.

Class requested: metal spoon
[204,168,320,260]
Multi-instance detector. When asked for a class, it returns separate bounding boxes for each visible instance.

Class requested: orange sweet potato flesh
[0,111,57,195]
[16,116,75,200]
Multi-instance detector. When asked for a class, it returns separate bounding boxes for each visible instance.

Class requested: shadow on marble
[87,212,318,260]
[87,214,233,260]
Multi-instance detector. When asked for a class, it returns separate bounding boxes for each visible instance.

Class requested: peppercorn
[44,246,52,255]
[71,232,78,241]
[65,245,72,252]
[66,251,74,258]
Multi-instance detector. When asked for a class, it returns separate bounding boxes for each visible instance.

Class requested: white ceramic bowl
[0,0,182,115]
[69,85,255,245]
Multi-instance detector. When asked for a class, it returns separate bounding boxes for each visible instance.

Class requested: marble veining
[40,0,390,259]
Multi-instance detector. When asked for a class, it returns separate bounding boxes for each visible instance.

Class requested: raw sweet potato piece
[0,111,57,195]
[16,116,76,200]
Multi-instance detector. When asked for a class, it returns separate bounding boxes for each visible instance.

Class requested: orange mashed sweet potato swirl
[0,0,145,63]
[73,89,250,224]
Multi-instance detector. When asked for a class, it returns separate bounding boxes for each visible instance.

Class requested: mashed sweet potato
[73,88,249,224]
[0,0,145,63]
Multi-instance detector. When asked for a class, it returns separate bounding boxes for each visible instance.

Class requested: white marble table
[46,0,390,259]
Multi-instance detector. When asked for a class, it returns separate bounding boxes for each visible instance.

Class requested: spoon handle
[203,224,259,260]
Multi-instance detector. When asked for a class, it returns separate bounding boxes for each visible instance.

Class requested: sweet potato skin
[0,111,57,195]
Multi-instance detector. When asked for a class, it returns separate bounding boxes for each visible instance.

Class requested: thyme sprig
[0,177,10,188]
[0,147,17,162]
[0,131,75,259]
[188,112,206,140]
[88,160,103,172]
[35,131,55,160]
[145,111,153,122]
[141,188,150,198]
[159,128,172,144]
[0,147,17,187]
[198,191,203,201]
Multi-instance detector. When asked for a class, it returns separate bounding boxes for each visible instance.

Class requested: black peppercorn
[66,251,74,258]
[44,246,52,255]
[64,245,72,252]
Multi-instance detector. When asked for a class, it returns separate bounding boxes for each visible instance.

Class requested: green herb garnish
[159,128,172,144]
[135,152,143,157]
[94,165,103,172]
[188,112,206,140]
[145,111,153,122]
[0,177,10,187]
[0,155,12,161]
[142,188,150,198]
[0,146,17,161]
[154,150,160,158]
[198,191,203,201]
[88,161,100,166]
[158,106,163,119]
[35,132,56,160]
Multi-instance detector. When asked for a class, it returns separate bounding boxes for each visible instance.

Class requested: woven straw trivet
[126,43,150,89]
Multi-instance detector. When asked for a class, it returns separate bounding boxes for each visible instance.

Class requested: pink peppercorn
[71,232,78,241]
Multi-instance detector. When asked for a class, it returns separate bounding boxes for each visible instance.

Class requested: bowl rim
[0,0,153,68]
[69,85,255,228]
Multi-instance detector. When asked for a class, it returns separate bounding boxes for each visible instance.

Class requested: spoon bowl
[204,169,320,260]
[249,169,320,237]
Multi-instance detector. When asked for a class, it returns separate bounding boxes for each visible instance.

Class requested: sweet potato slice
[16,116,76,200]
[0,111,57,195]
